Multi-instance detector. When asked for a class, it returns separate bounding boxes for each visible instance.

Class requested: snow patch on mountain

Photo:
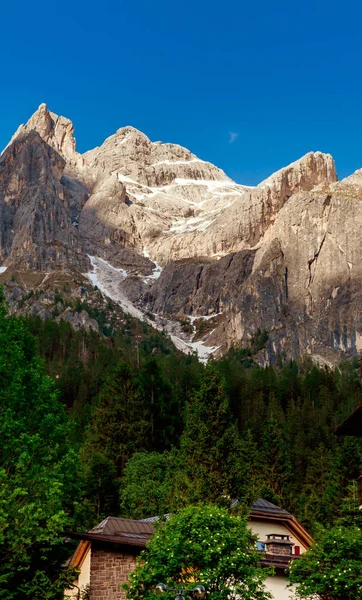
[85,256,144,320]
[151,158,205,167]
[85,255,218,363]
[143,263,163,283]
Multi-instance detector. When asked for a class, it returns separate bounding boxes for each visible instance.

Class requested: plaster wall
[248,519,307,553]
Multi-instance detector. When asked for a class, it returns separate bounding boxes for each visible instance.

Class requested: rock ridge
[2,104,361,365]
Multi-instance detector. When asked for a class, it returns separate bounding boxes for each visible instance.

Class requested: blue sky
[1,0,362,185]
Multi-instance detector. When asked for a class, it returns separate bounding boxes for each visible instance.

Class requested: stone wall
[89,545,138,600]
[265,543,292,556]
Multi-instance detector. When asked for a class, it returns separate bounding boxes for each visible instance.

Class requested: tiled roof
[90,516,154,538]
[137,501,291,522]
[138,514,170,523]
[231,498,291,516]
[251,498,291,516]
[68,498,309,550]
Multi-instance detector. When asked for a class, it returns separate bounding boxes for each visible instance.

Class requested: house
[66,499,312,600]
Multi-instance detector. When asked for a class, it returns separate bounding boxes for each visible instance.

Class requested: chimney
[263,533,294,556]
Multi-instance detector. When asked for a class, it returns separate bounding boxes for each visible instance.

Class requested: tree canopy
[288,524,362,599]
[0,296,79,599]
[124,504,271,600]
[177,367,249,505]
[119,451,176,519]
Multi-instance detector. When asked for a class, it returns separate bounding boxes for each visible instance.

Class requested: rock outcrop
[148,151,337,263]
[0,130,88,271]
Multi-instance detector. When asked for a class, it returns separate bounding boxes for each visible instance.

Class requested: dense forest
[25,309,362,533]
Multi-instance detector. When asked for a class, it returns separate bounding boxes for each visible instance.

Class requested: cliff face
[1,103,360,364]
[0,130,88,271]
[148,151,337,263]
[143,175,362,364]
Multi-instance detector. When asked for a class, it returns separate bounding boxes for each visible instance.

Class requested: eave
[68,539,91,569]
[67,530,150,550]
[260,553,300,570]
[249,511,313,549]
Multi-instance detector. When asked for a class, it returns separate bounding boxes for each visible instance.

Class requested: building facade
[66,499,312,600]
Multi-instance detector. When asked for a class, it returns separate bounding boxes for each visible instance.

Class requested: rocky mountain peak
[13,103,77,162]
[0,130,66,192]
[83,122,229,188]
[0,127,88,272]
[1,104,360,366]
[5,104,92,191]
[146,149,337,264]
[259,151,337,192]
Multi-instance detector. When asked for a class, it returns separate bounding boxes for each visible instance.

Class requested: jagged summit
[0,104,360,365]
[259,151,336,188]
[10,103,78,161]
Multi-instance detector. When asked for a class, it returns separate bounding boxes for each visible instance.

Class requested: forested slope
[25,313,362,534]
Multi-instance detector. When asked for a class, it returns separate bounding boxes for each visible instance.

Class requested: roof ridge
[90,499,291,533]
[251,498,291,514]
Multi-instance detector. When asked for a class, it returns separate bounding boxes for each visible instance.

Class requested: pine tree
[120,451,177,519]
[178,366,249,504]
[138,357,176,451]
[260,399,294,509]
[80,362,151,520]
[82,362,150,476]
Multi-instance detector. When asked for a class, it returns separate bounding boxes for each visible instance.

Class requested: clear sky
[1,0,362,185]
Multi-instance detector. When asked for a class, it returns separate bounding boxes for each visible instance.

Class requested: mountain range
[0,103,361,364]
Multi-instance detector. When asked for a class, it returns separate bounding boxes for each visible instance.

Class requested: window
[256,542,266,551]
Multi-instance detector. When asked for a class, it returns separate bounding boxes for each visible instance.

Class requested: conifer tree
[120,451,177,519]
[178,366,249,504]
[138,357,176,451]
[260,402,294,508]
[82,362,150,477]
[80,362,151,520]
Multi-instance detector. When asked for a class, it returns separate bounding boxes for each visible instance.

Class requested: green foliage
[288,525,362,599]
[82,362,150,475]
[7,291,362,552]
[0,293,80,598]
[80,363,151,521]
[178,367,250,505]
[81,452,120,524]
[124,505,271,600]
[138,358,177,450]
[120,452,177,519]
[250,329,269,353]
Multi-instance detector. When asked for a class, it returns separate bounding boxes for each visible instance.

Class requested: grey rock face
[2,104,361,363]
[143,178,362,364]
[0,131,88,271]
[144,251,256,316]
[83,125,230,187]
[148,151,337,263]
